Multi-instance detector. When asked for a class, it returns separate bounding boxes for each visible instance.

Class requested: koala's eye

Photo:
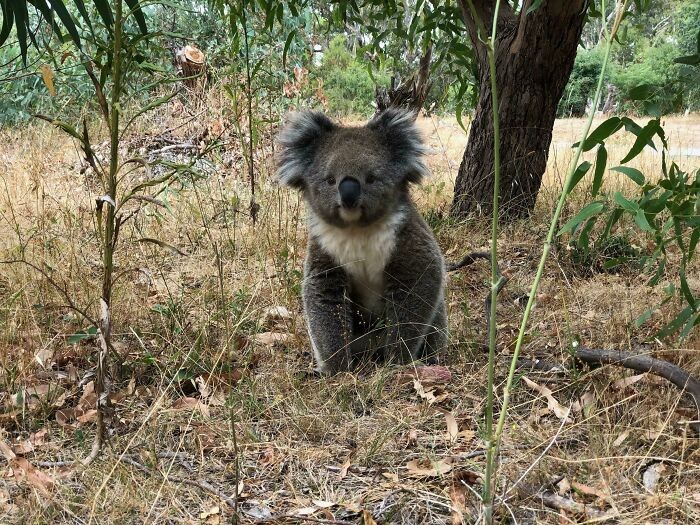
[325,177,335,186]
[366,174,377,184]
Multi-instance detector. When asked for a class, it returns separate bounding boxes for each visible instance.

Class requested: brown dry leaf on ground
[570,480,611,502]
[0,440,16,461]
[612,373,647,390]
[413,378,450,405]
[444,411,459,442]
[171,396,211,417]
[405,457,453,477]
[252,332,292,346]
[10,457,55,494]
[362,509,378,525]
[522,376,571,421]
[338,447,356,479]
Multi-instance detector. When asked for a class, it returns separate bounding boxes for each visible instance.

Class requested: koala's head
[276,109,429,227]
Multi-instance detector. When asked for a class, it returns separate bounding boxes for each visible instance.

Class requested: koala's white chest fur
[309,211,405,313]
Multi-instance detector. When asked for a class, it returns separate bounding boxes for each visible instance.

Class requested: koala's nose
[338,177,361,208]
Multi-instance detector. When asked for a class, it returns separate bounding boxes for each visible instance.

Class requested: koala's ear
[367,108,430,184]
[276,111,336,189]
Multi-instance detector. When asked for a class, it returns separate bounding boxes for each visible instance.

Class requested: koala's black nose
[338,177,361,208]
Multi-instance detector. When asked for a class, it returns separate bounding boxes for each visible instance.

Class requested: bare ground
[0,106,699,524]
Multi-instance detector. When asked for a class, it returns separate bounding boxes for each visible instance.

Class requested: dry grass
[0,104,699,524]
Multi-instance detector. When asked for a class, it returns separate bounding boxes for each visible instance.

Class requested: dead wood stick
[535,489,614,520]
[446,250,490,272]
[575,347,700,433]
[258,516,355,525]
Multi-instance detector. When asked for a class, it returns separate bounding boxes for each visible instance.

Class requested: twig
[258,515,356,525]
[446,250,490,272]
[576,347,700,433]
[521,486,615,520]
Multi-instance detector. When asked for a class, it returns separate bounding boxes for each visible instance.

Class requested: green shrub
[558,48,606,118]
[314,36,388,117]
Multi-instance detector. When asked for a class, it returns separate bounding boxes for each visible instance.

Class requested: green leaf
[613,191,639,212]
[282,30,296,69]
[679,269,697,312]
[619,119,660,164]
[40,0,82,49]
[611,166,645,185]
[558,201,605,236]
[93,0,115,32]
[578,117,622,151]
[657,305,695,339]
[634,209,653,231]
[67,326,97,344]
[634,308,654,327]
[592,145,607,196]
[674,54,700,66]
[0,3,14,47]
[628,83,655,101]
[567,161,591,194]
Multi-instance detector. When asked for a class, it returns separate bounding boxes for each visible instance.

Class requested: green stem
[486,0,629,504]
[481,1,502,522]
[87,0,123,464]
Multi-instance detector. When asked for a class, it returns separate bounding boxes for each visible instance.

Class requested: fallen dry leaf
[312,500,335,509]
[405,457,453,477]
[413,379,449,405]
[10,440,34,455]
[612,429,630,447]
[11,457,55,494]
[0,440,16,461]
[382,472,399,483]
[570,481,610,502]
[170,396,210,417]
[294,506,318,516]
[556,477,571,496]
[444,411,459,442]
[338,448,356,480]
[450,470,480,524]
[252,332,292,346]
[612,373,647,390]
[76,409,98,424]
[200,505,220,524]
[263,306,293,327]
[522,376,571,421]
[362,509,377,525]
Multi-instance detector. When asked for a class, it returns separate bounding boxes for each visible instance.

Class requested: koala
[276,109,448,374]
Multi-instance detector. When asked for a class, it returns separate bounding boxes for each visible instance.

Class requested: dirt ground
[0,107,699,524]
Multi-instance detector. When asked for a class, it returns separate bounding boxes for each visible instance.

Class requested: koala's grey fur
[276,109,448,374]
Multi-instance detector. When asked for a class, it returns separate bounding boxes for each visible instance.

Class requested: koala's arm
[379,216,446,363]
[302,241,354,374]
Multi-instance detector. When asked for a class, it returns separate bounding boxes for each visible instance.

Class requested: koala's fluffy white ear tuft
[276,111,336,189]
[367,108,430,183]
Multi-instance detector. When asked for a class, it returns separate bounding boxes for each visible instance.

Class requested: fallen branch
[258,515,355,525]
[522,487,616,521]
[575,347,700,433]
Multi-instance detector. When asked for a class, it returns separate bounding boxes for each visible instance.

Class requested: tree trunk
[451,0,587,220]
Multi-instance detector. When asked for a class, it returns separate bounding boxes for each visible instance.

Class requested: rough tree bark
[451,0,588,220]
